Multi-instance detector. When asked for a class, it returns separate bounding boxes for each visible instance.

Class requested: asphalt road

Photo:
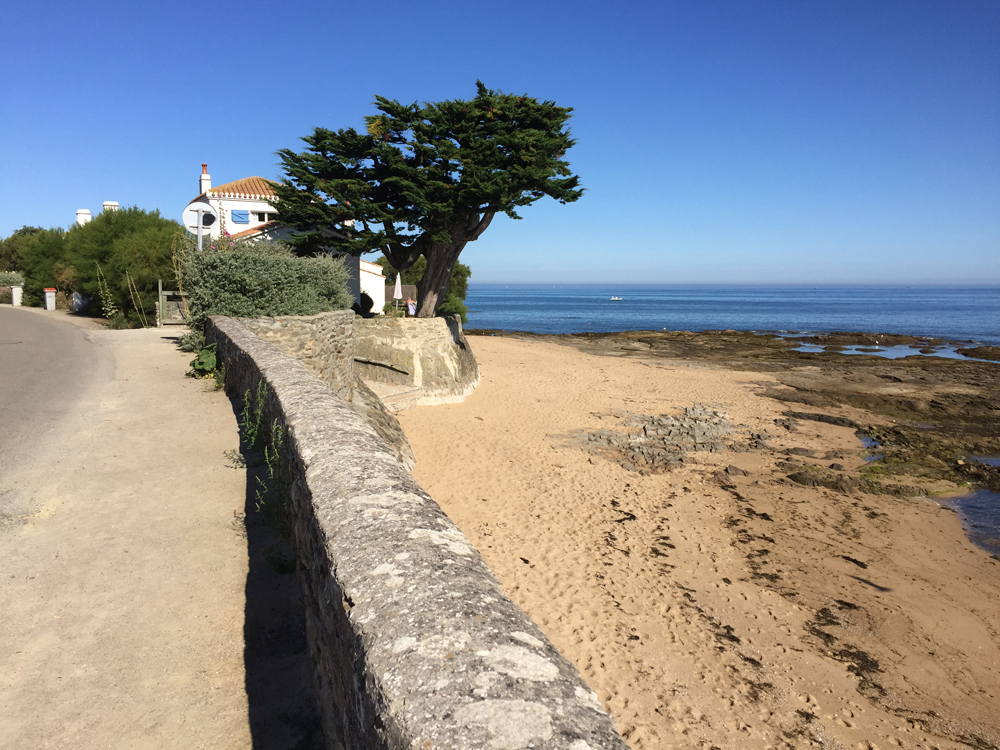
[0,313,258,748]
[0,307,109,497]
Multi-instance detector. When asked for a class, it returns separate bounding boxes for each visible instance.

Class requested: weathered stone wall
[206,315,628,750]
[353,316,481,406]
[241,311,415,470]
[242,311,356,401]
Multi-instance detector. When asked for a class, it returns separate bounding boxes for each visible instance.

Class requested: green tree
[273,81,582,317]
[16,228,66,306]
[62,207,182,323]
[0,226,44,272]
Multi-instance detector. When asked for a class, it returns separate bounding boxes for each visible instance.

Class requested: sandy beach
[397,335,1000,750]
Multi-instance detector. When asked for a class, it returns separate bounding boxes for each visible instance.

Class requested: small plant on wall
[237,379,293,546]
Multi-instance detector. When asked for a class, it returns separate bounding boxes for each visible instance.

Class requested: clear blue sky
[1,0,997,284]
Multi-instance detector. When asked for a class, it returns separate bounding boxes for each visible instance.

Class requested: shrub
[0,226,43,273]
[16,228,66,306]
[181,237,353,344]
[0,271,24,286]
[62,206,181,323]
[436,291,468,322]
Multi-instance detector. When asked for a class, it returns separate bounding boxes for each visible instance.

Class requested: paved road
[0,309,258,749]
[0,308,110,516]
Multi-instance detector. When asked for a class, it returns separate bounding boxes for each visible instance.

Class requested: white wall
[360,259,386,312]
[341,256,387,313]
[203,196,278,238]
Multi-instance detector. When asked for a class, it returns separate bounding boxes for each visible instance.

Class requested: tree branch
[466,211,495,242]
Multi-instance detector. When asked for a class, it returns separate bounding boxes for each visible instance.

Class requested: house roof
[193,176,279,202]
[228,220,282,241]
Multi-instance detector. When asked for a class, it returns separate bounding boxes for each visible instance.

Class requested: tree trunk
[415,240,466,317]
[413,211,493,317]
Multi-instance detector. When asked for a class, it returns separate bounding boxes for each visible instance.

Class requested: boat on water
[610,296,623,301]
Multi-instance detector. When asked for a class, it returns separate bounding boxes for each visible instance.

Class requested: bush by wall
[0,271,25,286]
[180,237,353,348]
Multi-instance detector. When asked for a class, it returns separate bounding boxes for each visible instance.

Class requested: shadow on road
[229,393,325,750]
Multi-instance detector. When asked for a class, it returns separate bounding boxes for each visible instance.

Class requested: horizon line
[467,281,1000,288]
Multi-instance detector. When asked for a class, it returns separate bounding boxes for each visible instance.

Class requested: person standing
[406,297,416,317]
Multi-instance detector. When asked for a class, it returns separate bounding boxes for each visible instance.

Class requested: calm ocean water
[465,285,1000,345]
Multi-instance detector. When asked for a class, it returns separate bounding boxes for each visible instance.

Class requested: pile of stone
[587,405,741,471]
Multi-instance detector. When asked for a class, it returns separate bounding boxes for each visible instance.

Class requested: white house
[189,164,287,240]
[185,164,385,311]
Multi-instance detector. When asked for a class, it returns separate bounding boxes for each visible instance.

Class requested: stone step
[362,379,424,413]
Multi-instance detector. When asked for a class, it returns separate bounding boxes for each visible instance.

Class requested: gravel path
[0,309,253,749]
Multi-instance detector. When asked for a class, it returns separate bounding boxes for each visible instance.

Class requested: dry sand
[397,335,1000,750]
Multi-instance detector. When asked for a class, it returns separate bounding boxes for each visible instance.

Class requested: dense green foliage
[180,237,352,348]
[375,256,471,322]
[62,207,181,322]
[274,81,581,317]
[0,226,43,273]
[16,228,69,306]
[0,271,24,286]
[0,209,181,320]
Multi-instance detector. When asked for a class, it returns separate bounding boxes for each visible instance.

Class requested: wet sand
[397,334,1000,750]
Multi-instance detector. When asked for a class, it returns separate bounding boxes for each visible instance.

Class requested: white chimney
[102,201,119,212]
[76,209,92,226]
[200,163,211,195]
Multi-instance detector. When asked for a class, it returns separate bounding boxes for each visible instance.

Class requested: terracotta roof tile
[193,176,278,202]
[210,176,278,198]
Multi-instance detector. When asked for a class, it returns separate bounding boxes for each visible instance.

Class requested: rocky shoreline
[469,328,1000,504]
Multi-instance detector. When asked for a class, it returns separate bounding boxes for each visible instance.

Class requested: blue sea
[465,285,1000,345]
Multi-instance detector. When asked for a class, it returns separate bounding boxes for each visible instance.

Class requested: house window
[256,212,273,222]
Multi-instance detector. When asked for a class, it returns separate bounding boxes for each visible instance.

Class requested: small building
[189,164,287,241]
[185,164,385,311]
[353,258,386,314]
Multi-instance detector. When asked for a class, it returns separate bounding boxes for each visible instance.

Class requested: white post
[197,208,204,251]
[43,288,56,311]
[11,285,22,307]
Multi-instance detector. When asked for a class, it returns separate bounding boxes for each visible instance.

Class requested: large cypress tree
[273,82,583,317]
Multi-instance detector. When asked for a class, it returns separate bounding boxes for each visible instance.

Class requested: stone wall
[206,315,628,750]
[241,311,414,470]
[353,316,481,407]
[242,311,356,401]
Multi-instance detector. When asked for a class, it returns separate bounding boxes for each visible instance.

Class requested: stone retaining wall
[242,311,356,401]
[354,316,481,406]
[206,315,627,750]
[241,311,414,470]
